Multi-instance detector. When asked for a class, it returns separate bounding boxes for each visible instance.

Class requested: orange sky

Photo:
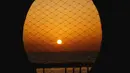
[23,0,102,52]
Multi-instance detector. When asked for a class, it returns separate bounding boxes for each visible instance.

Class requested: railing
[32,62,93,73]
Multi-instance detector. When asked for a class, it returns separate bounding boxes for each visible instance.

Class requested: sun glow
[57,40,62,44]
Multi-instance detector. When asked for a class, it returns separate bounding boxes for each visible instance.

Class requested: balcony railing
[32,62,93,73]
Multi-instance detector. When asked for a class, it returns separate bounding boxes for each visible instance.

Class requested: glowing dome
[23,0,102,52]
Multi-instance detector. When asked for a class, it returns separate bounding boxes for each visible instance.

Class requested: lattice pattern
[23,0,102,52]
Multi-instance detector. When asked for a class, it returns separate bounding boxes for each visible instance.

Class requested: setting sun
[23,0,102,52]
[57,40,62,44]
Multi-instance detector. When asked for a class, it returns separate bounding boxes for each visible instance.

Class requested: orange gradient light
[23,0,102,52]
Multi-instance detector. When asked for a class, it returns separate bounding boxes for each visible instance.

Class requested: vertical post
[65,67,67,73]
[87,66,89,73]
[34,67,37,73]
[43,68,45,73]
[79,67,81,73]
[72,67,75,73]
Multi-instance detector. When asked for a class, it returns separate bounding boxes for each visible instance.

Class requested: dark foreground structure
[2,0,129,73]
[32,62,93,73]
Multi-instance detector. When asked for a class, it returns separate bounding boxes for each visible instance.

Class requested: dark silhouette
[1,0,35,73]
[89,0,112,73]
[2,0,128,73]
[90,0,129,73]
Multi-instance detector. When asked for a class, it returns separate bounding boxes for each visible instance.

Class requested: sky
[23,0,102,52]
